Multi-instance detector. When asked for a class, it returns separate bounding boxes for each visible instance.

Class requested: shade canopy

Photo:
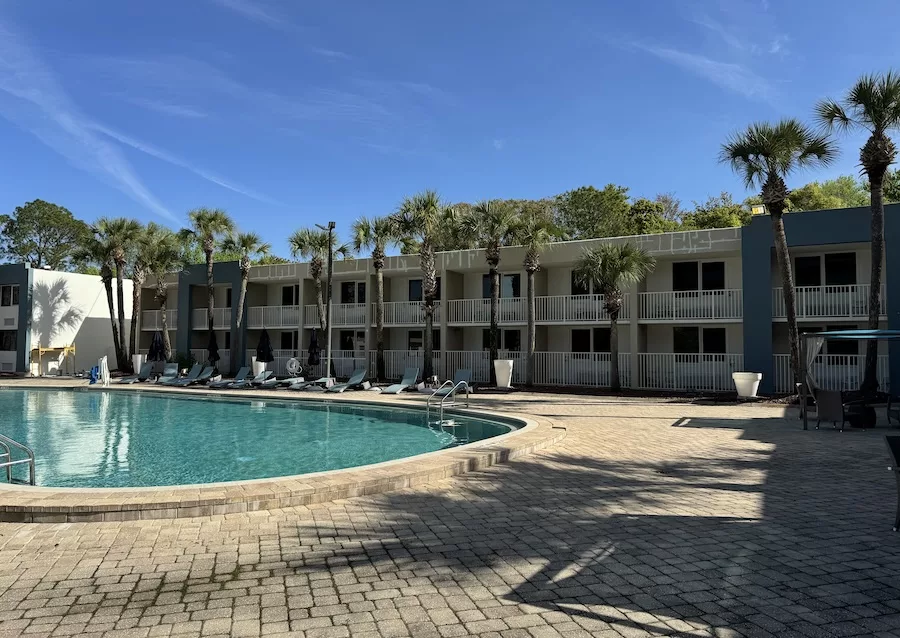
[206,332,220,363]
[256,329,275,363]
[308,329,321,366]
[147,331,165,361]
[802,329,900,341]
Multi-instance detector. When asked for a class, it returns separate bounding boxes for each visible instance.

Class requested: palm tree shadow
[31,278,84,348]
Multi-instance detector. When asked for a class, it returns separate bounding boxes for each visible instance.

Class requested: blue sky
[0,0,895,256]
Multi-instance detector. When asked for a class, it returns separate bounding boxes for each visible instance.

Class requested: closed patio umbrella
[206,332,220,367]
[308,329,321,367]
[147,331,165,362]
[256,329,275,364]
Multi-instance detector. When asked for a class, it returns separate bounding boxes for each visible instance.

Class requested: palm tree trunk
[115,263,131,372]
[421,244,436,380]
[770,210,801,387]
[375,267,385,381]
[129,270,144,364]
[233,273,248,375]
[103,275,124,370]
[609,313,620,391]
[863,170,886,394]
[315,276,326,333]
[526,268,536,387]
[489,264,500,385]
[205,251,215,334]
[157,284,172,362]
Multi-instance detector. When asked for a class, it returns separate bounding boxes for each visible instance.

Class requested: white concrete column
[628,283,641,389]
[440,267,449,378]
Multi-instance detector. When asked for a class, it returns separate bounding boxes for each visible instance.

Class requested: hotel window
[673,327,700,353]
[826,325,857,356]
[0,330,16,351]
[571,271,589,296]
[572,329,591,353]
[225,288,232,308]
[224,332,231,349]
[702,328,727,354]
[593,327,611,353]
[672,262,699,291]
[701,262,725,290]
[483,274,521,299]
[503,330,521,352]
[824,253,856,286]
[340,282,366,304]
[280,331,298,351]
[794,256,821,287]
[408,330,423,351]
[282,284,299,306]
[1,285,19,307]
[409,279,422,302]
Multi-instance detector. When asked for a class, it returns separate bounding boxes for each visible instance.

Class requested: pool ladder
[0,434,35,486]
[426,380,470,426]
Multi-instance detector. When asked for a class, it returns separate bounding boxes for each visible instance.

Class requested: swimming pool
[1,389,516,488]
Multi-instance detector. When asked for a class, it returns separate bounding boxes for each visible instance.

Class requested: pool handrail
[0,433,35,485]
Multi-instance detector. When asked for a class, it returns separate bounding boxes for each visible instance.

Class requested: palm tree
[145,226,187,361]
[95,217,142,370]
[186,208,234,336]
[220,231,271,374]
[720,120,836,388]
[352,216,402,381]
[816,72,900,393]
[73,234,124,369]
[461,200,517,384]
[512,204,557,387]
[128,223,152,362]
[288,228,350,334]
[574,243,655,391]
[393,190,447,379]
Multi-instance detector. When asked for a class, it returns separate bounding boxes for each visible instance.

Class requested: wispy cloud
[210,0,289,32]
[118,95,207,118]
[87,123,280,205]
[633,43,775,103]
[310,47,351,60]
[0,21,177,222]
[492,139,505,151]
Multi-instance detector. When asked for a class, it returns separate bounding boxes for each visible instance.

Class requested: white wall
[31,270,134,372]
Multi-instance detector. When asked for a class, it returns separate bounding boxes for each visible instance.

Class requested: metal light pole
[317,221,336,382]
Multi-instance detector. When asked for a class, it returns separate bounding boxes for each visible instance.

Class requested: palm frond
[815,98,853,132]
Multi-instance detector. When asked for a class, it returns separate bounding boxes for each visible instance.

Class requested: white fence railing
[533,352,631,387]
[639,290,743,321]
[442,350,525,384]
[773,353,890,394]
[247,305,301,329]
[191,308,231,330]
[190,348,230,372]
[447,298,526,324]
[637,353,744,392]
[375,350,442,381]
[303,303,366,327]
[377,301,441,325]
[140,309,177,331]
[772,284,886,319]
[534,294,626,323]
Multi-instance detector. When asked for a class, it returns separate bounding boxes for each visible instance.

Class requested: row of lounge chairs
[116,362,474,395]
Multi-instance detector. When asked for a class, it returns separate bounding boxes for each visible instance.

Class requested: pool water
[0,389,514,488]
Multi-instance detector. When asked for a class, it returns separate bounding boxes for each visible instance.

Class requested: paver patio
[1,389,899,637]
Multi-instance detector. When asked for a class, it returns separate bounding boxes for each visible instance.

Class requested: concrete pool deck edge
[0,382,565,522]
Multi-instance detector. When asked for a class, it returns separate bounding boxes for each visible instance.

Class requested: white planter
[494,359,514,389]
[131,354,146,374]
[732,372,762,398]
[251,356,267,376]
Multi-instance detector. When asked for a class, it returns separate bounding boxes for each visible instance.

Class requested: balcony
[636,353,744,392]
[140,309,177,331]
[772,284,886,319]
[446,298,526,325]
[192,308,231,330]
[532,352,631,387]
[773,353,889,394]
[376,301,441,326]
[639,290,743,322]
[247,305,300,329]
[303,303,366,328]
[534,294,628,323]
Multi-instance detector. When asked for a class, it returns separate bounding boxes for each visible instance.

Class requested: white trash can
[494,359,514,389]
[732,372,762,398]
[131,353,146,374]
[251,356,267,376]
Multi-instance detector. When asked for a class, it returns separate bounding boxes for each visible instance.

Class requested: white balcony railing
[773,354,890,394]
[247,305,301,329]
[140,309,177,331]
[376,301,441,326]
[447,298,526,324]
[772,284,886,319]
[534,295,628,323]
[191,307,231,330]
[303,303,366,327]
[190,349,230,372]
[533,352,631,387]
[639,290,743,321]
[375,350,442,381]
[637,353,744,392]
[442,350,525,384]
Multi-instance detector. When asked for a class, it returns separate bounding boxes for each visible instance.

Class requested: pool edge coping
[0,384,565,522]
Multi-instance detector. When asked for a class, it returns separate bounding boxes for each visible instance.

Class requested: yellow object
[30,345,76,377]
[751,204,767,215]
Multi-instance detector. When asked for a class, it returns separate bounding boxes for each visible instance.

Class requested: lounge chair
[815,389,848,432]
[432,369,473,397]
[118,362,153,384]
[326,368,368,393]
[155,363,179,384]
[160,363,201,386]
[382,367,419,394]
[287,376,330,391]
[274,376,307,389]
[229,370,272,389]
[169,366,215,387]
[209,366,250,389]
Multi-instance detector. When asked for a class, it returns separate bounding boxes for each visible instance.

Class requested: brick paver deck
[1,388,899,637]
